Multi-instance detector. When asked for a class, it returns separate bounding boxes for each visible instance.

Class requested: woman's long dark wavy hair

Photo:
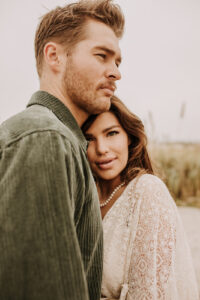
[82,95,154,184]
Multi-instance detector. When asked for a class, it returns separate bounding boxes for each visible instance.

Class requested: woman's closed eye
[85,135,95,142]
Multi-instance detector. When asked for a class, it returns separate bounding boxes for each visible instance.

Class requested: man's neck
[40,82,88,127]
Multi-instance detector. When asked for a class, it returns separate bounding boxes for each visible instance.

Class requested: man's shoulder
[0,104,76,148]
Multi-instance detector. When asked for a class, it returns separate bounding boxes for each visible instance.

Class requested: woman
[82,96,199,300]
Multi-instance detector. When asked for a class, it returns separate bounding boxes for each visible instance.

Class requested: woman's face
[85,111,130,182]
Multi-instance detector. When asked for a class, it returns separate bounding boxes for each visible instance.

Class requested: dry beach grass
[149,143,200,295]
[149,143,200,208]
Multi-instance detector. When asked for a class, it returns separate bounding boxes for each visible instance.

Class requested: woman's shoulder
[129,173,176,210]
[129,173,167,192]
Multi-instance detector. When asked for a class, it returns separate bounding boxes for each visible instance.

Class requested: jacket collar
[27,90,88,151]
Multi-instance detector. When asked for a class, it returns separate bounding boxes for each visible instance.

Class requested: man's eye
[107,131,119,137]
[96,54,106,59]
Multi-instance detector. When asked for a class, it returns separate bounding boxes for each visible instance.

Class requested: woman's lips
[96,158,116,170]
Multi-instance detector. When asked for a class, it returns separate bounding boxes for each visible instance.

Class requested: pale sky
[1,0,200,142]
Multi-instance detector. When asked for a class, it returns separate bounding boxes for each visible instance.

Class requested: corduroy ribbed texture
[0,91,103,300]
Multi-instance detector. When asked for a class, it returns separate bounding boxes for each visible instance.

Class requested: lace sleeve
[127,175,177,299]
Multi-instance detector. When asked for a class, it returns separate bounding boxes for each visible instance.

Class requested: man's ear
[43,42,62,73]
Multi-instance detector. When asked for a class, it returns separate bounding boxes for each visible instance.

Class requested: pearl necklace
[100,182,125,208]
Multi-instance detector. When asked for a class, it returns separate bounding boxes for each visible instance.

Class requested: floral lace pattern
[101,174,199,300]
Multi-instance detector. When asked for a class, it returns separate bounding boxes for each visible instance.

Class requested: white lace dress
[101,174,199,300]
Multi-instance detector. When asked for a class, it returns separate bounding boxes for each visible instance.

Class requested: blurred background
[1,0,200,290]
[1,0,200,206]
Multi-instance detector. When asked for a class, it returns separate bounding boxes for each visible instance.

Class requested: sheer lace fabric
[101,174,199,300]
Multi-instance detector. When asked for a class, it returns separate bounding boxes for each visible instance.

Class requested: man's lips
[99,84,116,96]
[96,158,116,170]
[101,85,115,92]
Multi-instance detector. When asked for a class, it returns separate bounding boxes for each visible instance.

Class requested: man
[0,1,124,299]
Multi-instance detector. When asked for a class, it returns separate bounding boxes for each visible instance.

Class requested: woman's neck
[97,177,123,201]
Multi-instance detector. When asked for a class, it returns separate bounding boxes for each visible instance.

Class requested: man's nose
[106,63,121,81]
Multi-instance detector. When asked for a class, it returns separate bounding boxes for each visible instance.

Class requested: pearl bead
[100,182,125,208]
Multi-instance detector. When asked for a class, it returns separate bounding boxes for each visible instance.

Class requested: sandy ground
[178,207,200,296]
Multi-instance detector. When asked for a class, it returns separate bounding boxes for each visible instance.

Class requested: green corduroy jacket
[0,91,103,300]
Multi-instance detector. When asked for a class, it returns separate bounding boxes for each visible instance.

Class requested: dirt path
[178,206,200,294]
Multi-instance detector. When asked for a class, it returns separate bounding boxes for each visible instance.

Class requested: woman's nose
[96,139,109,155]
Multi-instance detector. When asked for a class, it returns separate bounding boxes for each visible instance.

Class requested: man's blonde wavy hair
[34,0,125,77]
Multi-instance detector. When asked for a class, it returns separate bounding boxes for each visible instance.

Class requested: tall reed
[149,143,200,207]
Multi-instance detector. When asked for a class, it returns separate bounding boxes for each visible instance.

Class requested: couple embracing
[0,1,198,299]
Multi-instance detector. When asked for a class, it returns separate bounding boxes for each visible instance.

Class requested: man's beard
[62,60,111,115]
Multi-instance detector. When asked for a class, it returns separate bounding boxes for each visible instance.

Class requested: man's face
[62,19,122,117]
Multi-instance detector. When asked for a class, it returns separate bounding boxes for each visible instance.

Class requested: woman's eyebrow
[86,125,120,136]
[102,125,121,133]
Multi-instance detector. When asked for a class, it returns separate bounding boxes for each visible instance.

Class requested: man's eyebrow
[94,46,122,64]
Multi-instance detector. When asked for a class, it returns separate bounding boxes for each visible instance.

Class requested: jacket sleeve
[0,131,89,300]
